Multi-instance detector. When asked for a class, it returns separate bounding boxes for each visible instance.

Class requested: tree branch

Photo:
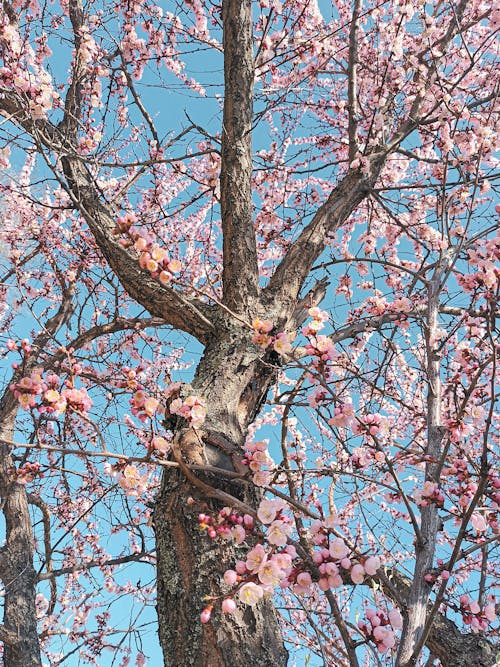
[0,95,216,343]
[264,163,384,310]
[387,570,497,667]
[347,0,361,162]
[220,0,259,312]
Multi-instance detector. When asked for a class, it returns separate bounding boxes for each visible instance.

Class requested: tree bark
[0,409,42,667]
[388,570,498,667]
[396,264,449,667]
[154,322,288,666]
[220,0,259,312]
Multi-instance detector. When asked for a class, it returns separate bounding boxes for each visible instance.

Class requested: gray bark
[154,321,288,666]
[0,410,42,667]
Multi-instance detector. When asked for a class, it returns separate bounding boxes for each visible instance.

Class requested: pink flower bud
[318,578,330,591]
[296,572,312,587]
[223,570,238,586]
[469,601,480,614]
[364,556,380,576]
[235,560,247,574]
[350,564,365,584]
[221,598,237,614]
[200,606,212,624]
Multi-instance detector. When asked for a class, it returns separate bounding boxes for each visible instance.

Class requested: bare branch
[38,551,154,582]
[264,164,384,310]
[220,0,260,312]
[347,0,361,162]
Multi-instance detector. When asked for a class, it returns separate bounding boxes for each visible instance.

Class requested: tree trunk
[0,406,42,667]
[154,324,288,666]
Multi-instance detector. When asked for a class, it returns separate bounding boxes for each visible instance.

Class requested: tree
[0,0,498,665]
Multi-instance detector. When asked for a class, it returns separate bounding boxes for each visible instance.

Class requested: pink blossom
[364,556,381,576]
[223,570,237,586]
[329,538,350,561]
[258,560,282,586]
[238,582,264,606]
[470,513,487,533]
[350,564,365,584]
[257,498,279,524]
[389,608,403,629]
[267,520,292,547]
[200,606,212,623]
[221,598,237,614]
[246,544,267,572]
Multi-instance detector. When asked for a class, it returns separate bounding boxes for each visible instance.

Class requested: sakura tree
[0,0,498,666]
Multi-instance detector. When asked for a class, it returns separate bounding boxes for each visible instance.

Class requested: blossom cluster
[0,21,60,120]
[11,370,92,416]
[227,541,296,601]
[117,464,149,497]
[104,462,149,497]
[129,389,160,422]
[242,440,275,486]
[352,412,389,438]
[212,498,389,648]
[251,318,293,355]
[198,507,254,543]
[115,366,142,391]
[115,213,182,285]
[414,481,445,507]
[149,435,170,455]
[443,461,499,532]
[304,334,337,368]
[358,607,403,654]
[14,461,43,485]
[328,401,355,428]
[198,499,301,619]
[459,595,497,633]
[346,294,415,329]
[169,395,206,429]
[457,232,500,298]
[302,306,329,336]
[302,308,339,372]
[310,525,381,589]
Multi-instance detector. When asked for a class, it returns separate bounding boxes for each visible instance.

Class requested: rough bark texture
[155,474,286,667]
[154,320,288,666]
[0,411,42,667]
[426,614,497,667]
[220,0,259,312]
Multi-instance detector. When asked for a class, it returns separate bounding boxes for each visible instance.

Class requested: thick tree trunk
[0,406,42,667]
[154,324,288,666]
[155,474,286,667]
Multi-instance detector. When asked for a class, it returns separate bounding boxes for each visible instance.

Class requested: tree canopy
[0,0,498,665]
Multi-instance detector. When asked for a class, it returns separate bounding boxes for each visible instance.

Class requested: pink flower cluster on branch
[129,390,160,422]
[251,318,293,355]
[414,481,445,508]
[459,595,497,633]
[242,439,275,486]
[11,370,92,416]
[169,395,206,429]
[358,607,403,654]
[115,213,182,285]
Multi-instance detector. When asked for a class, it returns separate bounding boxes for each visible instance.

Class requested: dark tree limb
[220,0,260,313]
